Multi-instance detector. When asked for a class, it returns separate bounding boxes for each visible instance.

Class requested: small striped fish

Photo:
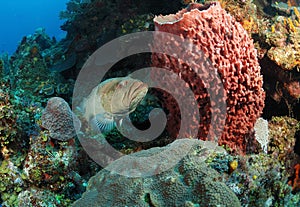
[83,77,148,133]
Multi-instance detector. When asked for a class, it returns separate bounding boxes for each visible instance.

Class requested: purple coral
[41,97,80,141]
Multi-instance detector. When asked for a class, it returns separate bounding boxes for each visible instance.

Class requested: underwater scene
[1,0,300,206]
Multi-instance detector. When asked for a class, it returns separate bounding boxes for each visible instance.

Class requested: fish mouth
[132,82,148,96]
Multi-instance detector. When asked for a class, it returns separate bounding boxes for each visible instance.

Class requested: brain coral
[72,139,241,207]
[41,97,80,141]
[151,2,265,153]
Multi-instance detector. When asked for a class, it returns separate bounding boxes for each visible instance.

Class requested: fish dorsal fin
[98,78,123,113]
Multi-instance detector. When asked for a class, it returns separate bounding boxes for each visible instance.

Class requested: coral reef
[265,11,300,71]
[0,24,86,207]
[268,116,299,165]
[18,188,72,207]
[73,138,300,206]
[23,131,79,192]
[0,160,25,206]
[57,0,183,78]
[1,0,300,206]
[261,6,300,107]
[230,153,299,206]
[289,163,300,193]
[72,139,241,207]
[41,97,80,141]
[215,0,264,35]
[236,1,300,117]
[267,115,300,192]
[152,2,265,154]
[0,82,19,147]
[9,28,74,102]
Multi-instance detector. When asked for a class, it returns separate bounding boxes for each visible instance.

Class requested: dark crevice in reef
[260,56,300,120]
[144,193,156,207]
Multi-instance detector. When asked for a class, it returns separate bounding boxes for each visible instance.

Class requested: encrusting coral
[0,82,19,147]
[22,131,79,193]
[72,139,241,207]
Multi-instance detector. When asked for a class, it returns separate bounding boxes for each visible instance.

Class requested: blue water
[0,0,69,54]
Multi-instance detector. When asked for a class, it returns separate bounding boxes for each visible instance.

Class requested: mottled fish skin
[83,77,148,133]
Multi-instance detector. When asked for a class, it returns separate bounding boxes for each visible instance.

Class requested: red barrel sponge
[151,2,265,154]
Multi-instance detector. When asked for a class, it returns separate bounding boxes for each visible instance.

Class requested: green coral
[18,188,73,207]
[119,14,154,34]
[28,167,43,183]
[0,59,3,76]
[268,116,299,165]
[8,28,72,102]
[265,12,300,71]
[0,83,18,146]
[22,130,79,194]
[0,160,24,206]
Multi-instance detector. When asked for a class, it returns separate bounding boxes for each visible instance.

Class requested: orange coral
[287,0,298,7]
[217,0,227,8]
[288,163,300,192]
[242,16,258,33]
[287,18,296,33]
[30,45,39,57]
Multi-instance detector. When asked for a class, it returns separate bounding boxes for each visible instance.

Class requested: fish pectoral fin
[115,115,132,130]
[90,114,115,133]
[115,116,126,128]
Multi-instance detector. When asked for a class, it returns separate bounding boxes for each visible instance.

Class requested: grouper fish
[83,77,148,133]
